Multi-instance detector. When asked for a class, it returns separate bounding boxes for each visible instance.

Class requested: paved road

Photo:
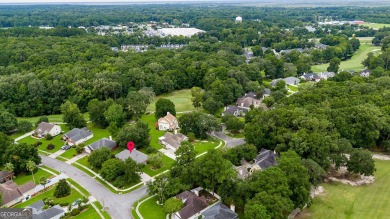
[40,155,147,219]
[211,131,246,148]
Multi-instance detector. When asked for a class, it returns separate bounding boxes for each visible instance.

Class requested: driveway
[211,131,246,148]
[35,173,68,193]
[40,155,147,219]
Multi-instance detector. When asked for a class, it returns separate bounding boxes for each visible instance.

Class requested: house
[34,122,62,138]
[221,106,249,117]
[115,149,148,164]
[250,148,278,172]
[271,77,300,87]
[159,132,188,151]
[317,71,335,80]
[304,26,316,33]
[63,128,93,146]
[236,93,261,109]
[28,200,65,219]
[263,88,271,99]
[0,171,14,183]
[84,137,116,154]
[301,73,320,82]
[360,69,371,77]
[201,202,238,219]
[315,43,328,50]
[0,180,36,207]
[235,166,249,179]
[158,112,179,131]
[174,191,209,219]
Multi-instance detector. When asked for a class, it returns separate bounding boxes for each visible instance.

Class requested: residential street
[40,155,147,219]
[211,131,246,148]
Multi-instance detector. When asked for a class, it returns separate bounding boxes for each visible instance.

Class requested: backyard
[141,113,165,150]
[146,89,196,113]
[299,160,390,219]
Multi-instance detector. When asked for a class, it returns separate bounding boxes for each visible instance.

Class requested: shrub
[46,144,55,150]
[70,208,80,216]
[187,132,195,142]
[34,141,42,147]
[54,179,71,198]
[75,145,84,154]
[146,147,158,154]
[45,134,53,140]
[82,196,88,204]
[17,121,33,133]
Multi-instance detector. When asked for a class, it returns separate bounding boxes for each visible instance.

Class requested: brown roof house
[0,171,14,183]
[174,191,209,219]
[236,92,261,109]
[0,180,36,207]
[159,132,188,151]
[34,122,62,138]
[158,112,179,131]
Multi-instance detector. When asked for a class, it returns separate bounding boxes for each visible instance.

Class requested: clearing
[361,23,390,30]
[311,44,381,72]
[146,89,195,113]
[299,160,390,219]
[17,113,89,124]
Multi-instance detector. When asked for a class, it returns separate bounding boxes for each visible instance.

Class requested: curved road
[41,155,147,219]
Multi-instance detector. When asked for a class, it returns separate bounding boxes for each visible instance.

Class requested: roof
[159,132,188,149]
[236,97,261,108]
[284,77,300,85]
[158,112,178,129]
[176,191,209,219]
[315,43,328,49]
[0,180,35,205]
[0,171,13,179]
[222,106,249,115]
[254,148,278,170]
[29,200,45,212]
[236,166,249,179]
[264,88,271,95]
[202,202,238,219]
[115,149,148,164]
[301,73,319,80]
[64,128,93,143]
[35,122,56,135]
[87,138,116,151]
[304,26,316,33]
[318,71,335,78]
[32,204,64,219]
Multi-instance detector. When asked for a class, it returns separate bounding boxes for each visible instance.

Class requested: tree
[26,160,37,184]
[163,197,183,215]
[87,99,113,128]
[100,159,126,182]
[148,152,163,169]
[54,179,71,198]
[191,87,204,108]
[327,57,341,73]
[40,176,48,191]
[347,149,376,176]
[155,98,176,119]
[225,116,245,133]
[203,97,223,115]
[223,144,257,166]
[61,101,86,129]
[179,111,220,139]
[171,141,197,184]
[147,173,189,204]
[124,90,153,120]
[194,149,235,193]
[88,147,112,169]
[0,133,13,165]
[248,191,294,219]
[35,116,49,127]
[0,111,17,134]
[116,121,150,149]
[17,121,33,133]
[123,158,141,184]
[3,143,41,174]
[302,159,326,188]
[244,203,271,219]
[104,103,125,128]
[4,162,14,173]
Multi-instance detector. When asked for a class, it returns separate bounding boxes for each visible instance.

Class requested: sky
[0,0,229,3]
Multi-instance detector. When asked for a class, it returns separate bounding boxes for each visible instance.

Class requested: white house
[158,112,179,131]
[34,122,62,138]
[63,128,93,146]
[158,132,188,151]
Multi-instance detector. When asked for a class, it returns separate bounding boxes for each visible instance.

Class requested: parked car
[61,145,71,150]
[72,198,82,206]
[46,179,51,184]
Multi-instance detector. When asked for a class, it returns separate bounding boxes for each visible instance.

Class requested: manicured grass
[13,168,53,185]
[56,156,69,162]
[73,204,101,219]
[76,156,93,170]
[94,201,111,219]
[141,114,165,150]
[142,154,174,177]
[138,196,166,219]
[60,148,78,159]
[194,139,220,155]
[300,160,390,219]
[361,23,390,29]
[40,166,61,175]
[67,178,90,197]
[146,89,196,113]
[311,44,381,72]
[16,113,89,124]
[287,85,299,92]
[13,187,83,208]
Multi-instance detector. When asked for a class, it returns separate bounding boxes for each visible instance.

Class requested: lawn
[142,154,174,177]
[287,85,299,92]
[311,44,381,72]
[194,139,220,155]
[13,187,83,208]
[73,205,102,219]
[141,114,165,150]
[361,23,390,30]
[66,178,90,197]
[138,196,166,219]
[13,168,53,185]
[299,160,390,219]
[94,201,111,219]
[146,89,195,113]
[16,113,90,124]
[76,156,93,170]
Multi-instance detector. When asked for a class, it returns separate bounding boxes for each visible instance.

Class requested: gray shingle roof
[115,149,148,164]
[264,88,271,95]
[222,106,249,116]
[87,138,116,151]
[64,128,92,143]
[254,148,278,170]
[202,202,238,219]
[35,122,55,136]
[32,204,64,219]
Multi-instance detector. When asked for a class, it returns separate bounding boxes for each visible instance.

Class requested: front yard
[13,168,53,185]
[136,196,166,219]
[194,138,220,155]
[141,154,175,177]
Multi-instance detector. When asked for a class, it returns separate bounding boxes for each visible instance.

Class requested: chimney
[109,136,112,140]
[194,189,199,197]
[167,112,170,115]
[230,204,235,212]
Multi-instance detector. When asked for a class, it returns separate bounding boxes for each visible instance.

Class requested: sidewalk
[14,131,34,142]
[66,153,87,164]
[49,149,66,158]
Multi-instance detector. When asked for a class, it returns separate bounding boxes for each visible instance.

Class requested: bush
[187,132,195,142]
[82,196,88,204]
[146,147,158,154]
[45,134,53,140]
[70,208,80,216]
[56,202,69,207]
[75,145,84,154]
[148,152,163,169]
[34,141,42,147]
[46,144,55,150]
[17,121,33,133]
[54,179,71,198]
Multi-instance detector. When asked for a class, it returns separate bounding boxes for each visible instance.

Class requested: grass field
[287,85,299,92]
[311,44,381,72]
[16,113,89,124]
[141,114,165,150]
[300,160,390,219]
[14,187,83,208]
[362,23,390,30]
[194,139,220,155]
[146,89,195,113]
[13,168,53,185]
[73,205,102,219]
[137,196,166,219]
[142,154,174,177]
